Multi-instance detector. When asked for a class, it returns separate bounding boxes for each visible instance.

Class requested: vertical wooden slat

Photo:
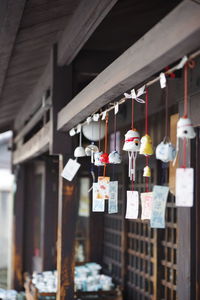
[12,165,25,290]
[56,155,79,300]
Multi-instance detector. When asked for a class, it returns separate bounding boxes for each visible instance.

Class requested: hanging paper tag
[114,103,119,115]
[150,185,169,228]
[137,85,146,97]
[108,181,118,214]
[101,110,107,120]
[125,191,139,219]
[176,56,188,70]
[141,192,153,220]
[93,113,100,121]
[69,128,76,136]
[92,183,105,212]
[98,176,110,199]
[175,168,194,207]
[87,116,92,124]
[159,72,167,89]
[61,159,80,181]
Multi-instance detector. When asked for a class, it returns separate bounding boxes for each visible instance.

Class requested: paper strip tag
[101,110,107,120]
[125,191,139,219]
[141,192,153,220]
[92,183,105,212]
[108,181,118,214]
[87,116,92,124]
[114,103,119,115]
[176,168,194,207]
[98,176,110,199]
[176,56,188,70]
[93,113,100,121]
[137,85,146,97]
[61,159,80,181]
[160,72,167,89]
[150,185,169,228]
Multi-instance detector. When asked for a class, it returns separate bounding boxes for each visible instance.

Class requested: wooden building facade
[0,0,200,299]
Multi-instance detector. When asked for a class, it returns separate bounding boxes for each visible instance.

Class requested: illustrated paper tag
[125,191,139,219]
[141,192,153,220]
[108,181,118,214]
[61,159,80,181]
[160,72,166,88]
[98,176,110,199]
[150,185,169,228]
[92,183,105,212]
[176,168,194,207]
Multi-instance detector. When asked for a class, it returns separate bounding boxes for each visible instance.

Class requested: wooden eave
[57,0,200,132]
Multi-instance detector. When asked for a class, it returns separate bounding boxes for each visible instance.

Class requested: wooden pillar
[12,165,25,290]
[56,155,79,300]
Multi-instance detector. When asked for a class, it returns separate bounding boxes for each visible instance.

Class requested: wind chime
[140,88,154,191]
[175,61,196,167]
[74,125,86,158]
[123,94,140,183]
[156,79,176,163]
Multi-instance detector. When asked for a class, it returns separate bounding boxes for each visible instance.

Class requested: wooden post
[12,165,25,290]
[56,155,79,300]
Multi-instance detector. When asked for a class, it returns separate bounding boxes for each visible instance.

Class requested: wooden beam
[0,0,26,97]
[57,0,118,65]
[57,0,200,132]
[13,122,50,165]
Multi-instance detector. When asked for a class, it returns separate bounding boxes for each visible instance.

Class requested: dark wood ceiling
[0,0,182,132]
[0,0,80,131]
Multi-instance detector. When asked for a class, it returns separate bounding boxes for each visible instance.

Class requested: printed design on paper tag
[61,159,81,181]
[92,183,105,212]
[98,176,110,199]
[125,191,139,219]
[150,185,169,228]
[141,192,153,220]
[176,168,194,207]
[108,181,118,214]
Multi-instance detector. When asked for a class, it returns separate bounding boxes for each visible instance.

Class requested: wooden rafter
[57,0,118,65]
[0,0,26,98]
[57,0,200,132]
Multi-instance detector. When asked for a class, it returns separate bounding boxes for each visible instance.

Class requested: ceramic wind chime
[94,120,104,167]
[123,94,140,181]
[156,77,176,163]
[174,61,196,167]
[140,88,153,182]
[74,125,86,158]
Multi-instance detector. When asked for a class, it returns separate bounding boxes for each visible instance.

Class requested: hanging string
[145,88,149,135]
[103,115,109,177]
[132,97,134,129]
[112,110,117,181]
[184,63,188,118]
[98,119,101,150]
[182,63,189,168]
[165,83,169,139]
[145,87,149,193]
